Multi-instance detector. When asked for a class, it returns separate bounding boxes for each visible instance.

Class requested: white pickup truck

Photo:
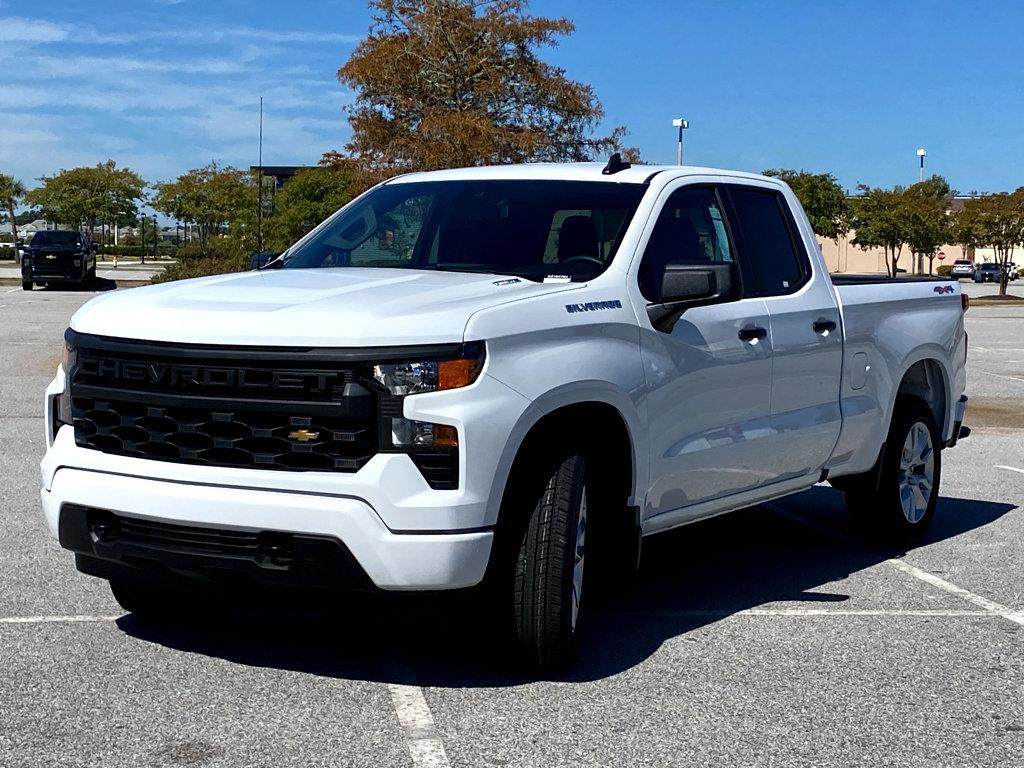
[41,159,968,669]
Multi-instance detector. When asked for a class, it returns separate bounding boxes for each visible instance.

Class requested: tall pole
[672,118,688,165]
[917,147,927,183]
[257,96,264,253]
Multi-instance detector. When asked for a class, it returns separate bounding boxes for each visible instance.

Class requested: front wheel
[846,396,941,540]
[514,453,589,671]
[21,279,32,291]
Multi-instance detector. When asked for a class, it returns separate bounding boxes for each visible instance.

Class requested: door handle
[738,325,768,342]
[812,319,837,335]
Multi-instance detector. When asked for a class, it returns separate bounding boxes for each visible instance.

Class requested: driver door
[636,183,776,523]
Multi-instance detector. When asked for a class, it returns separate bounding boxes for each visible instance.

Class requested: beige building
[819,235,970,274]
[817,196,1001,275]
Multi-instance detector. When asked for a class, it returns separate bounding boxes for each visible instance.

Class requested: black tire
[846,396,941,540]
[86,264,97,284]
[514,453,589,671]
[21,280,32,291]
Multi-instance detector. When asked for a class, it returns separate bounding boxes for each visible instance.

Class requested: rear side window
[724,186,809,296]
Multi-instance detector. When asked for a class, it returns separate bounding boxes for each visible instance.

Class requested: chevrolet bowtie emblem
[289,429,319,442]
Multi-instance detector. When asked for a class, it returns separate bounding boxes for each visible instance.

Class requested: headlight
[372,344,483,481]
[372,343,484,396]
[56,338,77,428]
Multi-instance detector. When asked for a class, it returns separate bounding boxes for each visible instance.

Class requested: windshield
[981,263,999,269]
[281,179,646,282]
[32,231,81,247]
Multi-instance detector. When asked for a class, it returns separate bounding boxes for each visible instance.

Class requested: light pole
[917,147,927,182]
[672,118,689,165]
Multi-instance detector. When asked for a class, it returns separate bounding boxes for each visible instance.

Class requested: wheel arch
[891,351,952,440]
[487,384,642,533]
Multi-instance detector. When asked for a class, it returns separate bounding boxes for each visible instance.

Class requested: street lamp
[672,118,689,165]
[917,147,927,182]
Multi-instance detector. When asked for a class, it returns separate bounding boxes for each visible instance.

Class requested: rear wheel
[846,396,941,540]
[21,279,32,291]
[513,453,589,671]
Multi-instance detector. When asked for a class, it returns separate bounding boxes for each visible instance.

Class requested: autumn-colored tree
[328,0,625,186]
[265,167,353,251]
[763,169,848,241]
[955,191,1024,296]
[0,174,27,246]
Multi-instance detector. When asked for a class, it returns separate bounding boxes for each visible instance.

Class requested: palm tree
[0,174,27,248]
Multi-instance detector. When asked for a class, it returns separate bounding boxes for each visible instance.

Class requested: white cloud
[0,16,68,43]
[0,10,356,183]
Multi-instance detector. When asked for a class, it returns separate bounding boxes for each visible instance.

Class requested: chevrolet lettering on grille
[77,356,341,394]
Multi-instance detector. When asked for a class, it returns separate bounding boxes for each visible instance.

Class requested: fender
[484,381,647,529]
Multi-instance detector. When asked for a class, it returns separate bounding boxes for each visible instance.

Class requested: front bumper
[40,364,530,591]
[42,467,492,590]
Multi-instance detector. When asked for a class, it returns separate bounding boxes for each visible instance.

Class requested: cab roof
[386,162,776,186]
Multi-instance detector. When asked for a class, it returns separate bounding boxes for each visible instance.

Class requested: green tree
[763,169,848,241]
[849,185,909,276]
[328,0,625,186]
[152,162,254,249]
[956,191,1024,296]
[265,167,353,250]
[25,161,145,237]
[0,174,27,246]
[904,175,954,275]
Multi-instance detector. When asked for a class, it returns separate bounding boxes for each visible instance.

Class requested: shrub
[152,238,249,284]
[98,244,177,258]
[936,264,953,277]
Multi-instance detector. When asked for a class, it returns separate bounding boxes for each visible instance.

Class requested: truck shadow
[116,487,1016,686]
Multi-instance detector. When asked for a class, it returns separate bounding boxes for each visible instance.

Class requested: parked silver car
[950,259,975,279]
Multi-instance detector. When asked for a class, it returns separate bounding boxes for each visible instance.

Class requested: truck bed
[830,273,956,285]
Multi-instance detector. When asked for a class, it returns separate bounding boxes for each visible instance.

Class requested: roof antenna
[601,152,631,175]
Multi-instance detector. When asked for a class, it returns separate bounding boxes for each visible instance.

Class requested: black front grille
[70,335,380,473]
[73,395,375,471]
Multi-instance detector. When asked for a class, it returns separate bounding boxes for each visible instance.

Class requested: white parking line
[0,614,120,624]
[996,465,1024,475]
[613,608,995,618]
[386,672,451,768]
[764,502,1024,627]
[979,369,1024,383]
[886,560,1024,626]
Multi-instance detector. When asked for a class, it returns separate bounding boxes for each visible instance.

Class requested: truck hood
[71,267,580,346]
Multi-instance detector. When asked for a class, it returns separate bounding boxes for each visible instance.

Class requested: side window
[725,186,809,297]
[638,186,734,302]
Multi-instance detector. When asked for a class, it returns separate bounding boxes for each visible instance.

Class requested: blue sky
[3,0,1023,195]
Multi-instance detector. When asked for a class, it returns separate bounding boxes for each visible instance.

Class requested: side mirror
[647,262,741,331]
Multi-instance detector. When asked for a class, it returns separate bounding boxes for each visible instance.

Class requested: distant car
[21,230,97,290]
[973,263,1003,283]
[950,259,975,279]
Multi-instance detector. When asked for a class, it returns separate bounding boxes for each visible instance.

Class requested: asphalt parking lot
[2,285,1022,767]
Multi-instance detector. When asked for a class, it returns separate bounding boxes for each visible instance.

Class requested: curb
[0,278,152,288]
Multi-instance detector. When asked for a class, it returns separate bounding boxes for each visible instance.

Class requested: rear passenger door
[720,183,843,481]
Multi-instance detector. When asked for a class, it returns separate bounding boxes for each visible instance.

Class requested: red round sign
[937,251,946,260]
